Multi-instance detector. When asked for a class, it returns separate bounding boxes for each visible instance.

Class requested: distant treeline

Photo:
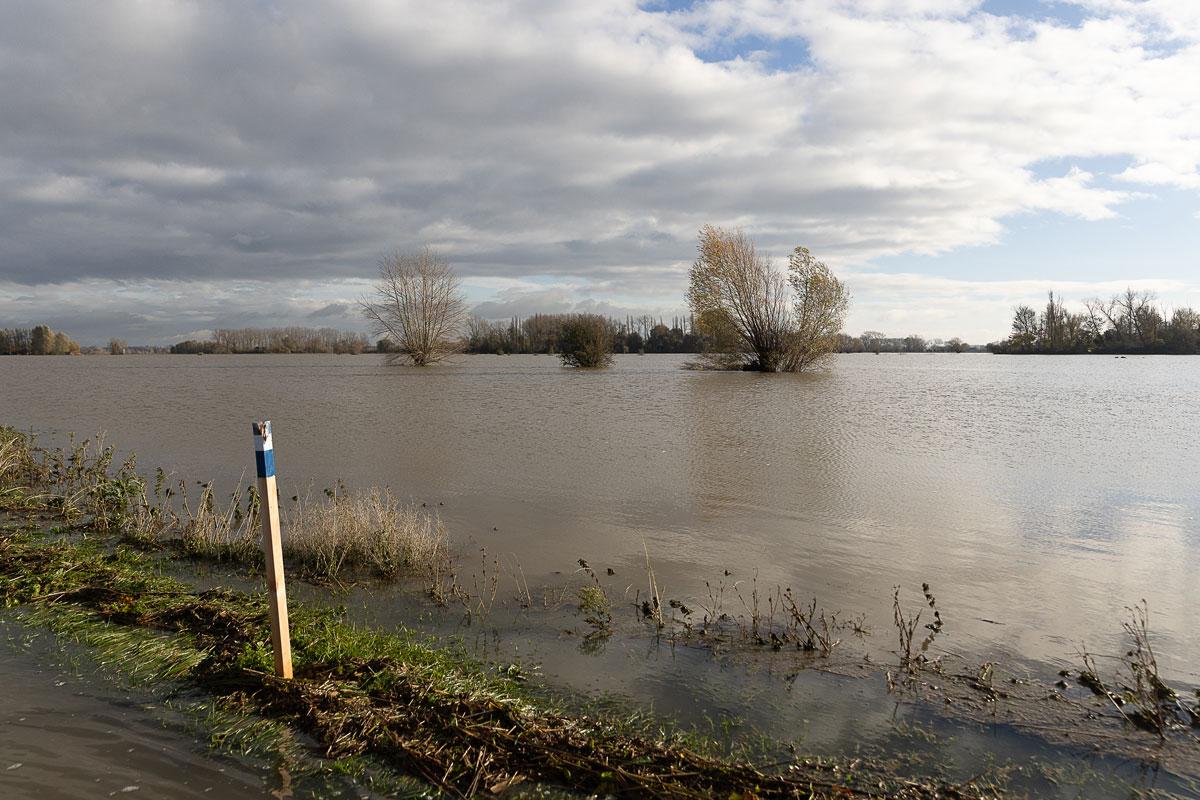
[464,314,976,356]
[836,332,977,354]
[464,314,707,354]
[989,290,1200,355]
[171,327,370,354]
[0,325,80,355]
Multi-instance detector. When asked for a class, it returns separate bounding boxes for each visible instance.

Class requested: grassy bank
[0,522,995,799]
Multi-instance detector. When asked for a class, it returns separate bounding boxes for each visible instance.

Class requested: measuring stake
[253,420,292,679]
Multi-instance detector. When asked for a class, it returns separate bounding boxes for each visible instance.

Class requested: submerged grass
[0,525,995,799]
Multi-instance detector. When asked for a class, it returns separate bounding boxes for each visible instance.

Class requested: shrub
[557,314,614,369]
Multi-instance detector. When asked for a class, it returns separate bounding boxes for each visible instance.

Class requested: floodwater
[0,619,275,799]
[2,352,1199,794]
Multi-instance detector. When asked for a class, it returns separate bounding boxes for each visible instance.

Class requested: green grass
[0,524,991,800]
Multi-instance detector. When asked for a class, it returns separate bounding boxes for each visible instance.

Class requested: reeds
[658,565,850,656]
[283,487,450,583]
[576,559,613,640]
[0,428,28,506]
[179,479,261,562]
[892,583,944,674]
[1076,600,1198,737]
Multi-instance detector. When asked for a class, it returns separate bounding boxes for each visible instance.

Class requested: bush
[557,314,614,369]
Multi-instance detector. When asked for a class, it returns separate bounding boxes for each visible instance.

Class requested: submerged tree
[686,225,849,372]
[557,314,614,369]
[361,248,467,366]
[781,247,851,371]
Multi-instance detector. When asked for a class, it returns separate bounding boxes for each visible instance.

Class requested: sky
[1,0,1198,346]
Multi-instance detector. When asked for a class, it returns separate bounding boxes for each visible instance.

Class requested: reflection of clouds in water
[1,353,1196,685]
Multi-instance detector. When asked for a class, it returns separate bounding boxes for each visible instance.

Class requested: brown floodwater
[2,352,1198,795]
[0,619,278,799]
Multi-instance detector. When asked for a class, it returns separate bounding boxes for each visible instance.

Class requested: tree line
[361,230,999,371]
[990,290,1200,354]
[0,325,80,355]
[463,314,706,355]
[362,230,855,372]
[171,327,370,354]
[837,332,975,354]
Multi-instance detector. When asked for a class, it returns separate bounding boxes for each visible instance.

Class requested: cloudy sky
[2,0,1198,345]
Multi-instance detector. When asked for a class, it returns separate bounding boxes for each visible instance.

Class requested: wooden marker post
[253,420,293,679]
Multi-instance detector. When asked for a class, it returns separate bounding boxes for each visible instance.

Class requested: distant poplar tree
[30,325,52,355]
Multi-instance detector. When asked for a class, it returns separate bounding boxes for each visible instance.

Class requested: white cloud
[0,0,1198,339]
[843,269,1200,343]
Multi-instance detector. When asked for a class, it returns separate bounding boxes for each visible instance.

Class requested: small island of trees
[0,325,80,355]
[990,290,1200,355]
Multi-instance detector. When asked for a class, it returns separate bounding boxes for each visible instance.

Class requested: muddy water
[2,352,1199,793]
[0,619,272,799]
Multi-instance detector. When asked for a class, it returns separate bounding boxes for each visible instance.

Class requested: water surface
[2,352,1194,678]
[3,352,1199,795]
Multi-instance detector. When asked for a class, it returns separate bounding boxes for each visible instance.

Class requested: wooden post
[253,420,292,679]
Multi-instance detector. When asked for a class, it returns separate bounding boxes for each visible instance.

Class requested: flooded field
[2,352,1198,796]
[0,619,274,799]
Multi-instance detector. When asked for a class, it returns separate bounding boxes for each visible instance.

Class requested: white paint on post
[253,420,293,679]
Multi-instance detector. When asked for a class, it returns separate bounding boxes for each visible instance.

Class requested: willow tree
[686,225,849,372]
[780,246,851,371]
[361,248,468,366]
[557,314,614,368]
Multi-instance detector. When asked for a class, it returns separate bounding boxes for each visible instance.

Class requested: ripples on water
[2,352,1198,795]
[1,352,1196,679]
[0,620,269,799]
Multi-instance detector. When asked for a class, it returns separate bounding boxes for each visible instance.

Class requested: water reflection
[0,352,1197,682]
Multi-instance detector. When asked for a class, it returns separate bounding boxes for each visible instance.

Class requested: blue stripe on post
[253,420,276,478]
[255,448,275,478]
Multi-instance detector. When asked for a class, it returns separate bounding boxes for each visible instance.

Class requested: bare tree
[108,338,127,355]
[361,248,467,366]
[860,330,885,355]
[687,225,848,372]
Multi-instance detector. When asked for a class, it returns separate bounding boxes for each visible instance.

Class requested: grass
[0,524,998,800]
[283,486,450,583]
[1,427,453,587]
